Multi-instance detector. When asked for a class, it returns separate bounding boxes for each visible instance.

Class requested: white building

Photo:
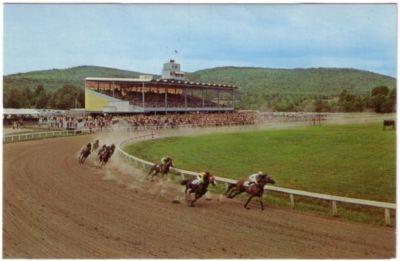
[161,59,185,80]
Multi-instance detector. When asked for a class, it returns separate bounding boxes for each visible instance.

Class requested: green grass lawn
[124,123,396,202]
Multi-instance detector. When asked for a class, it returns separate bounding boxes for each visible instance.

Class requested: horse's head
[163,157,173,166]
[209,175,217,186]
[204,172,216,186]
[261,174,275,185]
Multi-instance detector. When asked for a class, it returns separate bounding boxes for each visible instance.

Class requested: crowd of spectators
[38,115,114,130]
[102,90,224,108]
[35,111,256,130]
[117,112,256,129]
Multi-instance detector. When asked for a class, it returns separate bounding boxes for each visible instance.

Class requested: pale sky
[4,4,398,77]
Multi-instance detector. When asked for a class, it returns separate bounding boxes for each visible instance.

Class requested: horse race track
[3,134,395,258]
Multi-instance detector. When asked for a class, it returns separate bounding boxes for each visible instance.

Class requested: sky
[3,4,398,77]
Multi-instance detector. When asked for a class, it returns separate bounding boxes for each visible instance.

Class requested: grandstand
[85,60,237,113]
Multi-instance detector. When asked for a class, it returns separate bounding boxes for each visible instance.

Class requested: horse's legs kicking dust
[244,195,255,209]
[225,183,235,195]
[228,190,242,199]
[190,194,200,207]
[147,165,155,179]
[259,196,264,210]
[150,170,159,181]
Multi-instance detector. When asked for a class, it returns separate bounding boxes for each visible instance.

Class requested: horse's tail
[180,179,188,185]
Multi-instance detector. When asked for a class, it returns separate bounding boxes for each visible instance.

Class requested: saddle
[191,179,202,186]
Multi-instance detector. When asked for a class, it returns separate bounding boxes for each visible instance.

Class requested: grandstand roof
[85,77,153,82]
[85,77,237,90]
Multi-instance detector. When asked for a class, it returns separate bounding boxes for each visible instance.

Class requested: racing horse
[98,144,115,167]
[225,174,275,210]
[79,143,92,164]
[147,158,174,180]
[98,145,107,157]
[181,172,216,207]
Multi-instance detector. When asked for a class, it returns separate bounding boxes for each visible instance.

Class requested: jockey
[192,171,209,185]
[248,171,264,186]
[98,145,106,156]
[161,156,171,165]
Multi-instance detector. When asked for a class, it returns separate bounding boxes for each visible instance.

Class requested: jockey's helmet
[257,171,263,175]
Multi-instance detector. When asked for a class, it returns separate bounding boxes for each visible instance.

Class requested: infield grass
[124,123,395,202]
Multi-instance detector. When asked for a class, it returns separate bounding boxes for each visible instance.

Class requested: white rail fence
[4,127,395,225]
[3,129,99,143]
[3,126,140,143]
[2,122,254,144]
[118,134,396,226]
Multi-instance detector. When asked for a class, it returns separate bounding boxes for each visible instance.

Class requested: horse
[383,120,395,130]
[98,145,107,157]
[147,158,174,180]
[225,174,275,210]
[181,173,216,207]
[79,143,92,164]
[99,146,112,167]
[109,144,116,156]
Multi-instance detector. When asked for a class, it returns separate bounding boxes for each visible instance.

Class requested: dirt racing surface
[3,134,396,258]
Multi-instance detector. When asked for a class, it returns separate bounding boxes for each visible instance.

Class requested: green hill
[3,65,396,110]
[4,65,145,91]
[187,67,396,96]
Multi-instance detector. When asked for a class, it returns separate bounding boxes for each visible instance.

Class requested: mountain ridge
[3,65,396,110]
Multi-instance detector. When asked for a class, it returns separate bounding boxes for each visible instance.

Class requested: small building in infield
[85,60,237,114]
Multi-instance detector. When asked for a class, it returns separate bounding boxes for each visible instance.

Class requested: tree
[21,87,34,108]
[34,85,48,108]
[371,86,389,97]
[385,88,396,112]
[314,98,331,112]
[34,85,45,96]
[51,84,83,109]
[338,89,357,112]
[371,86,392,113]
[5,88,23,108]
[354,96,365,112]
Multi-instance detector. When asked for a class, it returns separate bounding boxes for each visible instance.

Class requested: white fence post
[289,194,295,208]
[332,200,338,216]
[385,208,391,226]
